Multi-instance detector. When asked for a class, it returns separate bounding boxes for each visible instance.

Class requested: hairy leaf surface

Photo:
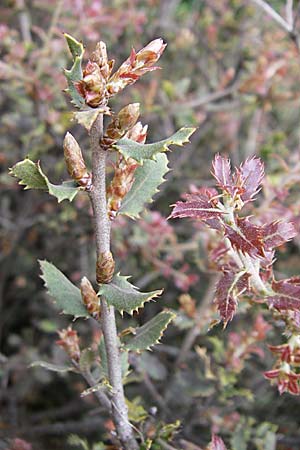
[10,159,79,202]
[268,278,300,311]
[224,218,264,257]
[262,221,297,250]
[39,260,89,318]
[114,127,196,163]
[119,153,169,218]
[212,154,234,194]
[170,189,221,220]
[124,310,176,352]
[239,156,264,202]
[214,271,249,326]
[99,274,163,315]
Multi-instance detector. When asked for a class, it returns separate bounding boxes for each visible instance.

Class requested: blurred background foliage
[1,0,300,449]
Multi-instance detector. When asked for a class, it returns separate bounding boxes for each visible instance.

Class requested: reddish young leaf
[170,188,222,220]
[207,434,227,450]
[238,156,264,202]
[107,38,167,95]
[267,278,300,311]
[214,271,249,326]
[262,221,297,250]
[211,154,234,194]
[224,217,264,257]
[264,367,300,395]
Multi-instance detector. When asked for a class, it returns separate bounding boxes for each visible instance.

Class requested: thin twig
[175,84,238,110]
[88,115,138,450]
[286,0,294,29]
[17,0,32,43]
[251,0,292,32]
[79,368,112,413]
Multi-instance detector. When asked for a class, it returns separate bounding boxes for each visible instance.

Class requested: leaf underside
[10,158,79,203]
[114,127,196,163]
[98,273,163,315]
[73,108,109,131]
[124,310,176,352]
[39,260,89,319]
[119,153,169,218]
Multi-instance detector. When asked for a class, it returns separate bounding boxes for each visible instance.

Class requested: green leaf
[10,159,79,203]
[30,361,74,373]
[39,260,89,319]
[48,181,79,203]
[98,273,163,315]
[10,158,48,190]
[73,108,109,131]
[64,34,85,108]
[126,397,148,423]
[64,33,84,59]
[119,153,169,218]
[124,310,176,352]
[114,127,196,163]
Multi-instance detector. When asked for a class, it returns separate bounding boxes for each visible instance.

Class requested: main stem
[89,115,138,450]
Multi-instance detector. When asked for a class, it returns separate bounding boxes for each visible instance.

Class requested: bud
[96,251,115,284]
[80,276,100,320]
[102,103,140,147]
[90,41,113,82]
[56,326,80,362]
[75,61,107,108]
[107,38,167,96]
[107,156,139,219]
[126,121,148,144]
[75,41,115,108]
[63,132,92,189]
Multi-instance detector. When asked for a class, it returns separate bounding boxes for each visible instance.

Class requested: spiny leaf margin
[113,127,196,163]
[63,33,85,108]
[10,158,79,203]
[119,153,169,218]
[98,273,163,315]
[124,310,176,352]
[39,260,89,319]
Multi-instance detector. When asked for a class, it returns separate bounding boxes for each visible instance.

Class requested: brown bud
[75,40,115,108]
[75,61,107,108]
[56,326,80,362]
[96,251,115,284]
[102,103,140,148]
[91,41,113,81]
[107,156,139,219]
[80,276,100,320]
[107,38,167,96]
[63,132,92,189]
